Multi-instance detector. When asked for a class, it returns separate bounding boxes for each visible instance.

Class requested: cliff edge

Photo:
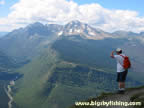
[70,86,144,108]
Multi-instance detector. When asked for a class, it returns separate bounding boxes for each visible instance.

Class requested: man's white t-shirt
[114,54,125,72]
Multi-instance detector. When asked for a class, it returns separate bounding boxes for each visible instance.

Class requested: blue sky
[0,0,19,17]
[0,0,144,32]
[74,0,144,16]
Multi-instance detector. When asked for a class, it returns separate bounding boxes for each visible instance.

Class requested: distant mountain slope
[0,22,61,63]
[52,36,126,68]
[0,32,8,38]
[0,50,16,72]
[0,20,144,63]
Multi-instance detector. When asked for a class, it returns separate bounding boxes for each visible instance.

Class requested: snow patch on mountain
[88,31,95,36]
[58,31,63,36]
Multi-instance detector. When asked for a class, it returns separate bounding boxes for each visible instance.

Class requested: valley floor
[4,81,15,108]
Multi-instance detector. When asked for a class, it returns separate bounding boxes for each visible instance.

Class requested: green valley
[13,36,143,108]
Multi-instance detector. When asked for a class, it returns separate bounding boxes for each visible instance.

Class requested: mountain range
[0,20,144,62]
[0,32,8,38]
[0,20,144,108]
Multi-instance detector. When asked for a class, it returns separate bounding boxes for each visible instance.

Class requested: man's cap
[116,48,122,52]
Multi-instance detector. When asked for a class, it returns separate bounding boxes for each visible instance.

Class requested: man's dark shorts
[117,70,128,82]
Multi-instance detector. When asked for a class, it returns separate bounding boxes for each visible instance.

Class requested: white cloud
[0,0,5,5]
[0,0,144,33]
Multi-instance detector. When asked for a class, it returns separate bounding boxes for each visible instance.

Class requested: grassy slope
[13,49,103,108]
[13,49,107,108]
[14,48,58,108]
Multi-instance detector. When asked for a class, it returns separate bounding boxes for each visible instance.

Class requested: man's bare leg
[118,82,125,93]
[122,82,125,89]
[119,82,125,88]
[119,82,122,88]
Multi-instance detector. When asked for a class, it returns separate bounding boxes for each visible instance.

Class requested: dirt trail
[92,87,144,108]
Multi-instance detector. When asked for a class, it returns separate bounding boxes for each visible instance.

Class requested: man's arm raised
[111,51,115,58]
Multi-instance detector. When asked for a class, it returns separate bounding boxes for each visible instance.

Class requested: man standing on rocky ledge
[111,48,131,94]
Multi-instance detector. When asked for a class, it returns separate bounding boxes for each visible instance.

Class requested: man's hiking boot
[116,90,125,94]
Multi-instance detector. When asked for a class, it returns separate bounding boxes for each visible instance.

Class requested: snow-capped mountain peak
[60,20,111,40]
